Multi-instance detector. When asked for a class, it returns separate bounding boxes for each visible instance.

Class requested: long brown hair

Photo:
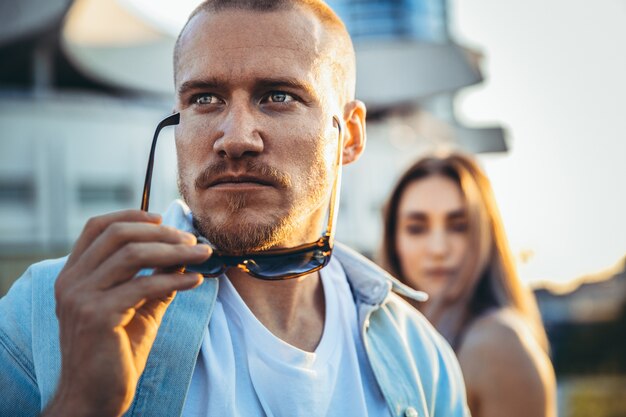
[381,151,549,352]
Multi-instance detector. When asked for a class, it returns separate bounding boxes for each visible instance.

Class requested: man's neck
[226,268,326,352]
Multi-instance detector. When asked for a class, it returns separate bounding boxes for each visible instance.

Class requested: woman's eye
[405,224,427,235]
[194,94,220,105]
[449,221,468,233]
[266,92,294,103]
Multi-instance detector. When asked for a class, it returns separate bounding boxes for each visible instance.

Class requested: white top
[182,256,391,417]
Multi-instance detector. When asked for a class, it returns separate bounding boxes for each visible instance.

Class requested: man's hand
[43,210,211,417]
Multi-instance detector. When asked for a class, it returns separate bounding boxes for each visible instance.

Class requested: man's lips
[206,175,275,188]
[194,161,292,191]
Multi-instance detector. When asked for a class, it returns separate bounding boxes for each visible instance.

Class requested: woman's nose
[426,229,449,258]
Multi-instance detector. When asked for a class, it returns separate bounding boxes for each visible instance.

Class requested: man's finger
[76,222,197,274]
[67,210,162,266]
[89,242,212,290]
[101,272,203,327]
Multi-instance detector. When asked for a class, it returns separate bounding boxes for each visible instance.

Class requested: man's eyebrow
[177,77,318,98]
[177,78,220,96]
[255,78,317,97]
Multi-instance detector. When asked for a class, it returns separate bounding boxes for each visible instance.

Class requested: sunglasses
[140,113,343,280]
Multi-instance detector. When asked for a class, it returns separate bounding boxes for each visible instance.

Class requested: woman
[381,151,557,417]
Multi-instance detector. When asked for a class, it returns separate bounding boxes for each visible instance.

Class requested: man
[0,1,469,416]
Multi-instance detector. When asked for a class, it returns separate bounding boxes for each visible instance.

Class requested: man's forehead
[176,9,329,92]
[176,7,326,76]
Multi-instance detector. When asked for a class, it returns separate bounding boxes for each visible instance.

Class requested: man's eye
[266,92,294,103]
[194,94,220,105]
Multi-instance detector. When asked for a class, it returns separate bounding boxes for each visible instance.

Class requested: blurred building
[534,260,626,417]
[0,0,504,292]
[535,259,626,374]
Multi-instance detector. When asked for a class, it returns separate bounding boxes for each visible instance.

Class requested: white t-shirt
[182,257,391,417]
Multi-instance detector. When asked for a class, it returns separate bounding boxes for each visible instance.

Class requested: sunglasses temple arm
[140,113,180,212]
[326,116,344,245]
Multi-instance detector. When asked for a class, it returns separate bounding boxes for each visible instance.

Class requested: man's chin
[192,216,288,254]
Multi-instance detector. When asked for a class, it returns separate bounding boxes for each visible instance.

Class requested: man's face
[174,8,341,253]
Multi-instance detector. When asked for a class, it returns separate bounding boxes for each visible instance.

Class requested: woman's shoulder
[462,308,534,352]
[458,307,549,375]
[457,307,556,417]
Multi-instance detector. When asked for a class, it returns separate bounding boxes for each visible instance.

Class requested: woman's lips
[424,268,455,278]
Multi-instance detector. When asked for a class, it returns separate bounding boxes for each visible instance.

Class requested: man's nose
[213,105,264,159]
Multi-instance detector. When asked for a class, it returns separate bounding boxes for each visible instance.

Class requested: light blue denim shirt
[0,201,470,417]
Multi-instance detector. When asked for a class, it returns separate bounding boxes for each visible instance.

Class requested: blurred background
[0,0,624,415]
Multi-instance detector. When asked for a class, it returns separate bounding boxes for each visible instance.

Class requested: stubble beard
[177,160,328,254]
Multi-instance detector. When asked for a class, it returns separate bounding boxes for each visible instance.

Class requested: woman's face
[395,175,470,299]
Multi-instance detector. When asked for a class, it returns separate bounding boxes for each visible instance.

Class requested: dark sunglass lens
[185,255,224,277]
[246,249,330,279]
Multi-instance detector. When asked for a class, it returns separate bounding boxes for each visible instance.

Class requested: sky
[450,0,626,287]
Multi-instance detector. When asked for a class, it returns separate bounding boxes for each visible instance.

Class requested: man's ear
[341,100,366,165]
